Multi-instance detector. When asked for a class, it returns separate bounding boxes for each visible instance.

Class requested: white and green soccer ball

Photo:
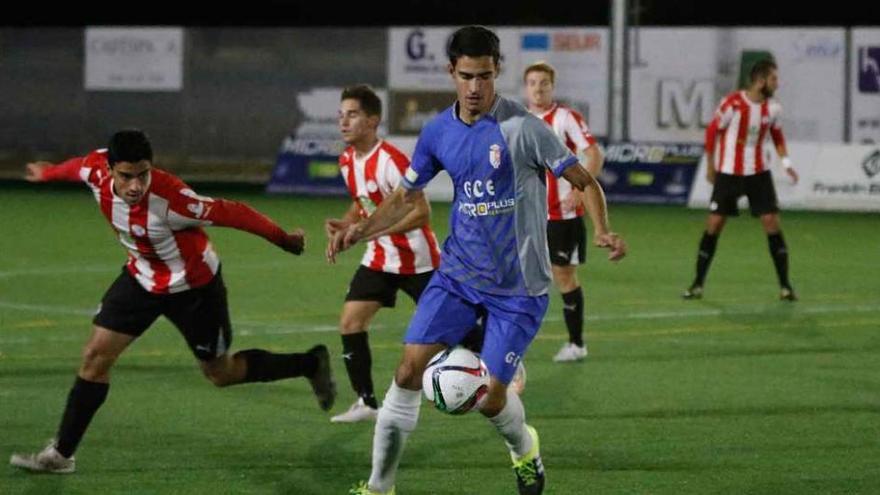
[422,347,489,415]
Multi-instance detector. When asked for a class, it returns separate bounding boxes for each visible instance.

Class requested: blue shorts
[404,271,548,384]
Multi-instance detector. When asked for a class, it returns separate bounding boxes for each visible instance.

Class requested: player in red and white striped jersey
[525,62,614,363]
[684,59,800,301]
[10,129,336,474]
[324,85,440,423]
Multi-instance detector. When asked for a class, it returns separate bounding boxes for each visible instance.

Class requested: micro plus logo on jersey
[458,179,515,218]
[858,46,880,94]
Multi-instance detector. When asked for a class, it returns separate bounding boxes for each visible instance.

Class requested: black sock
[767,232,792,289]
[694,231,719,287]
[235,349,317,383]
[341,333,377,409]
[561,287,585,347]
[55,376,109,458]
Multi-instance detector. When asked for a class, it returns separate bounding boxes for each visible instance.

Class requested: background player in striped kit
[325,85,441,423]
[683,59,800,301]
[336,26,626,495]
[524,61,607,363]
[10,129,336,474]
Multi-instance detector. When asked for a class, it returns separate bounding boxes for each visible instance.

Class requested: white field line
[1,298,877,345]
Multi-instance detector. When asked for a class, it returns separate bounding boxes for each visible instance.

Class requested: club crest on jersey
[489,144,502,169]
[366,180,379,193]
[131,224,146,237]
[187,202,206,218]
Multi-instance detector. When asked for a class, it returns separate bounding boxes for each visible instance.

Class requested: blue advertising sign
[266,135,347,196]
[597,142,702,204]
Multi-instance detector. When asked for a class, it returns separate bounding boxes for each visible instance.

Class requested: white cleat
[10,440,75,474]
[331,397,378,423]
[553,342,588,363]
[510,361,527,395]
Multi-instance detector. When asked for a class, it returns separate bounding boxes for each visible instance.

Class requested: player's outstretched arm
[326,186,421,263]
[196,198,305,255]
[24,158,84,183]
[561,164,626,262]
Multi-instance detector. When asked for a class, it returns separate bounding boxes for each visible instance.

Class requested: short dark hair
[446,25,501,67]
[341,84,382,119]
[107,129,152,167]
[750,59,777,83]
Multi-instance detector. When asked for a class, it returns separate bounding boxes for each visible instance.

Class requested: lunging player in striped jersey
[10,129,336,474]
[524,61,608,363]
[683,59,800,301]
[325,85,441,423]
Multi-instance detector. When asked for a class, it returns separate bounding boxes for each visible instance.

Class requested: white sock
[487,388,533,458]
[368,380,422,493]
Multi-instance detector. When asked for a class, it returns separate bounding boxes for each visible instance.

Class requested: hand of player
[785,167,799,185]
[281,228,305,255]
[324,218,350,238]
[560,190,583,212]
[594,232,627,262]
[705,166,717,185]
[326,223,359,264]
[24,162,50,182]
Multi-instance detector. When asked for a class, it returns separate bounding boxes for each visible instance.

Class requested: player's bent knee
[394,362,423,390]
[79,346,117,380]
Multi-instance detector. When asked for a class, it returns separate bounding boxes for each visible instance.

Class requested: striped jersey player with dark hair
[333,26,626,495]
[325,84,441,423]
[524,61,609,363]
[683,59,800,301]
[10,129,336,474]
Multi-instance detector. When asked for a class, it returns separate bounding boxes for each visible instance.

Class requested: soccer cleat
[349,481,394,494]
[307,345,337,411]
[780,287,798,301]
[511,425,545,495]
[682,284,703,300]
[552,343,588,363]
[331,397,378,423]
[9,440,75,474]
[510,361,527,395]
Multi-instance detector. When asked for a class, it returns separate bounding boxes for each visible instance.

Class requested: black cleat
[307,345,336,411]
[780,287,798,302]
[682,285,703,300]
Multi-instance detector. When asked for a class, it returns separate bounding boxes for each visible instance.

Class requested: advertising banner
[688,142,880,212]
[599,143,702,204]
[851,29,880,145]
[267,87,387,195]
[388,27,609,136]
[628,28,845,143]
[85,27,184,91]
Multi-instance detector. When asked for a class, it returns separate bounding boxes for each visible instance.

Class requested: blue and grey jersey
[401,95,578,297]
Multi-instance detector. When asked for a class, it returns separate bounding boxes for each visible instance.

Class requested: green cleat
[511,425,545,495]
[349,481,394,495]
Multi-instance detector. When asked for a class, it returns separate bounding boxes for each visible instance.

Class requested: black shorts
[710,171,780,217]
[93,267,232,362]
[345,265,434,308]
[547,217,587,266]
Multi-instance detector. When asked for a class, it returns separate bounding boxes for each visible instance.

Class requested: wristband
[781,157,792,169]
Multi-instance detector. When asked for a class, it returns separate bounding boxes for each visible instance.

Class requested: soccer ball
[422,347,489,415]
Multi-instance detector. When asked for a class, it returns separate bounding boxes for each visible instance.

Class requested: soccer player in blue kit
[330,26,627,495]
